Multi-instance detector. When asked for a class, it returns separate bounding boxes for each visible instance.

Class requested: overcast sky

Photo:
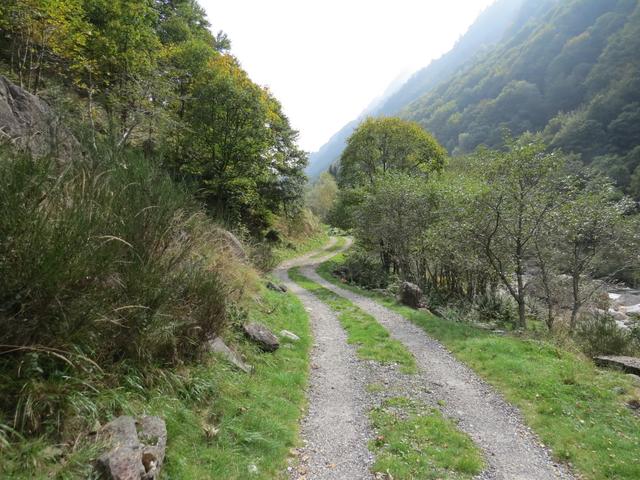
[201,0,495,152]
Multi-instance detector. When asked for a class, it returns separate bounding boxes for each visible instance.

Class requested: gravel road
[276,238,575,480]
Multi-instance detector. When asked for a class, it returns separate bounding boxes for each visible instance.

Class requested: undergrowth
[0,288,311,479]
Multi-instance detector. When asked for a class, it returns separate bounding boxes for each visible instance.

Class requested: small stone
[243,322,280,352]
[280,330,301,342]
[207,337,253,373]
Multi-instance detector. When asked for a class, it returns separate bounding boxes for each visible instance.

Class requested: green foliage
[576,312,637,357]
[0,0,308,234]
[370,397,484,479]
[400,0,640,197]
[306,172,338,221]
[289,267,416,373]
[0,147,231,433]
[338,117,446,188]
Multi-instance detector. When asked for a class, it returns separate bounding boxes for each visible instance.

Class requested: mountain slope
[306,0,526,179]
[403,0,640,195]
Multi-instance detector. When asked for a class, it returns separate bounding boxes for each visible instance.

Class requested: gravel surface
[304,266,576,480]
[275,238,375,479]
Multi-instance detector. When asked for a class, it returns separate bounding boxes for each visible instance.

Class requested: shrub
[0,147,235,433]
[336,248,389,289]
[575,312,632,357]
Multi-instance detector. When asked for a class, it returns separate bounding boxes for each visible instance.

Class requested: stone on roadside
[398,281,423,309]
[266,281,287,293]
[280,330,300,342]
[207,337,253,373]
[96,415,167,480]
[243,322,280,352]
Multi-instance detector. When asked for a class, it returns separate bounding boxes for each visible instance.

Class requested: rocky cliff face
[0,76,80,158]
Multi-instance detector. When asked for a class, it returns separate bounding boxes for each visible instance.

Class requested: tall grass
[0,147,234,434]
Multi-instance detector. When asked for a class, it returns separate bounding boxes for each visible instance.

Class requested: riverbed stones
[243,322,280,352]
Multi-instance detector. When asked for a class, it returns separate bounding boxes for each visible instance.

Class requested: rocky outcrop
[207,336,253,373]
[594,356,640,376]
[96,415,167,480]
[243,322,280,352]
[398,281,423,309]
[0,76,80,159]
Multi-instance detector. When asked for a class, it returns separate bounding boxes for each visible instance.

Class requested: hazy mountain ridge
[306,0,527,179]
[307,0,525,179]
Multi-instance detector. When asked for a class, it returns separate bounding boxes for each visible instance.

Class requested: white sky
[201,0,496,152]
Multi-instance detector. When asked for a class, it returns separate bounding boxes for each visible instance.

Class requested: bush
[474,295,517,327]
[335,248,389,289]
[575,312,632,357]
[0,147,235,433]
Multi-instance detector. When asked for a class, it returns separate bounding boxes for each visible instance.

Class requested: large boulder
[0,76,80,159]
[398,281,423,309]
[242,322,280,352]
[96,415,167,480]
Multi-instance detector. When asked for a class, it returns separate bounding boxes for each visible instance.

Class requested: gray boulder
[0,75,80,159]
[398,281,423,309]
[96,415,166,480]
[207,337,253,373]
[243,322,280,352]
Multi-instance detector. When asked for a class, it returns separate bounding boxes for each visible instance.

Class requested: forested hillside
[309,0,640,199]
[306,0,526,179]
[405,0,640,198]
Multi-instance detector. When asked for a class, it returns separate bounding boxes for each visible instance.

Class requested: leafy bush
[576,312,632,357]
[474,295,517,327]
[335,248,389,289]
[0,148,236,433]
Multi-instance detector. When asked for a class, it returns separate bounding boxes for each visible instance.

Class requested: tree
[171,55,306,233]
[470,136,564,329]
[354,172,437,278]
[551,172,635,332]
[338,117,446,188]
[307,172,338,221]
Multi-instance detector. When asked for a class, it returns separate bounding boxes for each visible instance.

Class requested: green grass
[272,229,330,264]
[0,288,311,479]
[289,267,416,374]
[319,255,640,480]
[310,236,347,259]
[370,397,484,479]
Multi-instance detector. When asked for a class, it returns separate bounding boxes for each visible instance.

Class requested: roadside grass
[370,397,484,479]
[310,236,347,259]
[272,230,329,264]
[0,288,310,480]
[289,267,416,374]
[318,256,640,480]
